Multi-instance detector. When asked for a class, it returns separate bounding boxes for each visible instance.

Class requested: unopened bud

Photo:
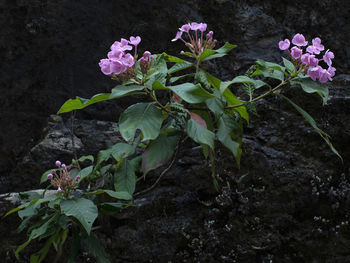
[57,186,62,193]
[76,175,81,180]
[55,160,61,167]
[206,31,213,39]
[47,173,53,180]
[143,51,151,58]
[180,50,185,55]
[62,164,66,169]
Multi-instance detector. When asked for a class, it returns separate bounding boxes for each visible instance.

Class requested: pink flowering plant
[6,25,341,262]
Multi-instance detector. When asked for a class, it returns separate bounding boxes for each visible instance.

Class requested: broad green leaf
[162,52,188,63]
[297,79,329,105]
[151,53,168,74]
[18,204,38,219]
[142,135,178,176]
[195,70,211,90]
[98,202,129,214]
[189,112,207,128]
[169,73,195,84]
[111,142,136,161]
[77,165,93,181]
[191,109,214,131]
[255,59,285,81]
[145,72,167,90]
[186,118,215,150]
[60,198,98,235]
[199,49,216,61]
[168,62,193,74]
[57,94,110,114]
[206,72,221,90]
[119,103,163,142]
[282,57,296,74]
[168,83,215,104]
[222,88,249,123]
[182,51,198,59]
[109,85,144,99]
[202,42,237,61]
[114,159,137,195]
[78,155,94,163]
[83,233,111,263]
[40,169,56,184]
[85,189,132,200]
[217,114,242,166]
[280,95,342,161]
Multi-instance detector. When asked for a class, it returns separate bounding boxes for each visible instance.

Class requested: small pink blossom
[55,160,61,167]
[129,36,141,46]
[110,60,127,74]
[121,53,135,67]
[172,31,183,42]
[291,46,302,59]
[279,39,290,50]
[190,22,201,31]
[179,24,191,33]
[308,55,319,67]
[47,173,53,180]
[301,53,310,64]
[57,186,62,193]
[306,37,324,54]
[206,31,213,39]
[108,49,123,61]
[99,59,112,75]
[328,66,336,77]
[292,33,308,47]
[323,50,334,66]
[198,23,207,32]
[319,68,330,83]
[143,51,151,58]
[307,66,321,81]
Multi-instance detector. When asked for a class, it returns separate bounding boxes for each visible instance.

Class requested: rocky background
[1,0,350,262]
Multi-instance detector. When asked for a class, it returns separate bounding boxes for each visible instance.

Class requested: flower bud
[61,164,66,169]
[55,160,61,167]
[57,186,62,193]
[76,175,81,180]
[47,173,53,180]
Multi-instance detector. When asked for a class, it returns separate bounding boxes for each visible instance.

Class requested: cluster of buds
[47,161,80,193]
[99,36,141,81]
[279,33,336,83]
[139,51,154,75]
[172,22,217,57]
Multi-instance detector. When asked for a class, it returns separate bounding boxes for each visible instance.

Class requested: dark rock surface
[1,0,350,262]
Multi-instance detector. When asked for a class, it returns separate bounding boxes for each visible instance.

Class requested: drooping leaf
[119,103,163,142]
[219,76,266,94]
[78,155,94,163]
[186,118,215,150]
[162,52,189,63]
[199,49,217,61]
[168,62,193,74]
[217,114,242,166]
[222,88,249,123]
[280,94,342,161]
[201,42,237,61]
[57,94,110,114]
[195,70,211,90]
[145,72,167,90]
[114,159,137,195]
[77,165,93,181]
[82,233,111,263]
[85,189,132,200]
[168,83,215,104]
[189,112,207,128]
[60,198,98,235]
[109,85,145,99]
[142,134,178,176]
[255,59,285,81]
[297,78,329,105]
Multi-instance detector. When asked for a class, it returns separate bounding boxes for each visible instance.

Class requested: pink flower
[323,50,334,66]
[291,46,302,59]
[307,66,321,81]
[108,49,123,61]
[57,186,62,193]
[328,66,336,77]
[111,39,132,51]
[121,53,135,67]
[198,23,207,32]
[292,33,308,47]
[179,24,191,33]
[99,59,112,75]
[172,31,183,42]
[301,53,310,64]
[129,36,141,46]
[279,39,290,50]
[143,51,151,58]
[55,160,61,167]
[47,173,53,180]
[110,60,127,74]
[306,37,324,54]
[319,68,330,83]
[308,55,319,67]
[190,22,201,31]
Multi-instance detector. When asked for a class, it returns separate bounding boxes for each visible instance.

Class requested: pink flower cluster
[172,22,216,56]
[47,160,80,193]
[279,34,336,83]
[99,36,141,76]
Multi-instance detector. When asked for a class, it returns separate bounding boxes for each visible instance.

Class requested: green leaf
[60,198,98,235]
[201,42,237,61]
[77,165,93,181]
[82,233,111,263]
[199,49,216,61]
[142,135,178,176]
[280,94,342,161]
[114,159,137,195]
[119,103,163,142]
[186,118,215,150]
[255,59,285,81]
[169,73,195,84]
[40,169,57,184]
[282,57,296,74]
[109,85,144,99]
[110,142,136,161]
[57,94,110,114]
[86,189,132,200]
[168,83,215,104]
[162,52,189,63]
[195,70,211,90]
[222,88,249,123]
[297,79,329,105]
[217,114,242,166]
[168,62,193,74]
[78,155,94,163]
[145,72,167,90]
[98,202,130,214]
[220,76,266,94]
[151,53,168,74]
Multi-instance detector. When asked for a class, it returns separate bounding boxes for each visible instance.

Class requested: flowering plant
[6,23,341,262]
